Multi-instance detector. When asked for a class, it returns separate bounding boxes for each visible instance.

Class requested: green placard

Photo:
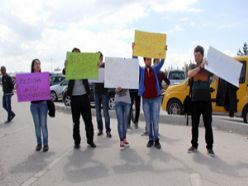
[66,52,100,80]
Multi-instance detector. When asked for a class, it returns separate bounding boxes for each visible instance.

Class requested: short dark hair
[194,45,204,56]
[72,48,81,52]
[98,51,103,59]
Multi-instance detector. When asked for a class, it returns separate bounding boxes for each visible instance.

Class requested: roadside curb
[55,104,248,136]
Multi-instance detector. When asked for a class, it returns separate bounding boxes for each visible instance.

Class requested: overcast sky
[0,0,247,72]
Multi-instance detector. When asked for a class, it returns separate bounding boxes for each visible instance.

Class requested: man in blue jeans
[1,66,15,123]
[93,52,111,138]
[139,57,164,149]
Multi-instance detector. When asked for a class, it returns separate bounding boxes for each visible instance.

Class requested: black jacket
[216,79,238,117]
[2,74,14,94]
[62,68,90,97]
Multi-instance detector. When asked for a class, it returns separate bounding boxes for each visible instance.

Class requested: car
[50,80,68,101]
[167,70,186,85]
[50,74,65,86]
[162,56,248,123]
[62,83,116,110]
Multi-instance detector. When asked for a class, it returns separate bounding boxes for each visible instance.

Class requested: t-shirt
[115,89,131,104]
[189,64,212,102]
[72,80,86,96]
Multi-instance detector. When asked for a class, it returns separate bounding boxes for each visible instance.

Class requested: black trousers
[71,94,94,145]
[128,91,141,125]
[191,101,214,149]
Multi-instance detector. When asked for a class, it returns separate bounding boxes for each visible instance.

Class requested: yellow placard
[133,30,166,59]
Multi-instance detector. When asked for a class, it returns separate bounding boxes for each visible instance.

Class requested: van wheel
[242,106,248,123]
[167,99,183,115]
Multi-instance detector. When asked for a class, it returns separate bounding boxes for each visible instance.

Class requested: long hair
[31,59,41,73]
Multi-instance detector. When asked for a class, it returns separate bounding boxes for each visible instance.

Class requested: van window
[239,61,246,84]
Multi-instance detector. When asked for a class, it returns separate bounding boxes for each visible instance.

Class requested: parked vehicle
[62,83,116,109]
[162,56,248,123]
[50,80,68,101]
[167,70,186,85]
[50,74,65,86]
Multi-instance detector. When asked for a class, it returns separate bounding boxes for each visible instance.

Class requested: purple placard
[16,72,51,102]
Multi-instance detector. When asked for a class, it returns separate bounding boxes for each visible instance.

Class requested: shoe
[97,131,103,136]
[36,144,42,151]
[147,140,154,148]
[106,132,112,138]
[120,141,125,150]
[141,132,148,136]
[74,144,80,149]
[123,139,129,147]
[154,140,161,149]
[188,146,197,153]
[43,145,49,152]
[88,142,96,148]
[9,113,15,122]
[207,149,215,157]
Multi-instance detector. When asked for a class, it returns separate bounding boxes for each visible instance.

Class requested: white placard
[89,68,104,83]
[104,57,139,89]
[206,46,242,87]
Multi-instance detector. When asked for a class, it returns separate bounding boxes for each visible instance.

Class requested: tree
[237,42,248,56]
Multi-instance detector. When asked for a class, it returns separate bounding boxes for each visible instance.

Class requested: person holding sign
[93,52,112,138]
[30,59,49,152]
[114,87,131,150]
[1,66,15,123]
[63,48,96,149]
[187,45,215,157]
[132,43,164,150]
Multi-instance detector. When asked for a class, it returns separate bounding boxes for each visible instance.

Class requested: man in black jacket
[63,48,96,149]
[1,66,15,123]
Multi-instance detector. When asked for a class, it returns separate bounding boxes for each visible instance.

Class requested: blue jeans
[115,102,130,140]
[94,92,111,132]
[2,94,15,120]
[30,101,48,145]
[143,97,161,141]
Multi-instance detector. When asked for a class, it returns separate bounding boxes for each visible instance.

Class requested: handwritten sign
[133,30,166,59]
[66,52,100,80]
[16,72,51,102]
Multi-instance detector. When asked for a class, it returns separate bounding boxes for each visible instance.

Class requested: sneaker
[147,140,154,148]
[88,142,96,148]
[106,132,112,138]
[154,140,161,149]
[43,145,49,152]
[36,144,42,151]
[74,144,80,149]
[123,139,129,147]
[120,141,125,150]
[9,113,15,122]
[141,132,148,136]
[207,149,215,157]
[97,131,103,136]
[188,146,197,153]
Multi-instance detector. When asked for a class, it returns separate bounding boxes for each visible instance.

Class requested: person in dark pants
[63,48,96,149]
[93,52,111,138]
[1,66,15,123]
[128,89,140,129]
[187,45,215,157]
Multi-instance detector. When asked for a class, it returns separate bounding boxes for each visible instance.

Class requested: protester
[30,59,49,152]
[63,48,96,149]
[187,45,215,157]
[114,87,131,150]
[93,52,111,138]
